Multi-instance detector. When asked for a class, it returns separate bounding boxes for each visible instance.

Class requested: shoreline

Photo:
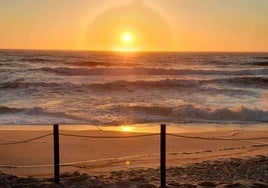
[0,123,267,133]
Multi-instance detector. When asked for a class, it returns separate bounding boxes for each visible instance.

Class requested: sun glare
[121,33,133,44]
[121,126,133,132]
[112,32,138,52]
[124,34,131,42]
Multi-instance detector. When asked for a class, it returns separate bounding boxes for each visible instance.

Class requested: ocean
[0,50,267,127]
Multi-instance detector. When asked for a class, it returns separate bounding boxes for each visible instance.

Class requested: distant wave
[215,76,268,87]
[90,79,202,90]
[67,61,141,67]
[114,105,268,123]
[38,67,268,76]
[1,77,267,92]
[20,56,141,67]
[0,81,72,90]
[70,61,116,67]
[251,61,268,66]
[253,56,268,60]
[0,63,8,66]
[19,57,56,63]
[204,59,268,66]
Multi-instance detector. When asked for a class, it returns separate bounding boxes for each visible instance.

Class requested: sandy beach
[1,0,268,186]
[0,126,267,187]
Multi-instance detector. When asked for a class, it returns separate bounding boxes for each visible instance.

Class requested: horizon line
[0,48,267,53]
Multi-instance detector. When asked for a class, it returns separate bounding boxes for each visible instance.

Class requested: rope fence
[0,124,267,187]
[1,132,267,146]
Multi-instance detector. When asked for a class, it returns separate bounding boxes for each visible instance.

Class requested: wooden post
[53,124,60,184]
[160,124,166,188]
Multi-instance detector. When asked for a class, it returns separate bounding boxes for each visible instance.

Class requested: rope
[167,133,268,141]
[0,134,52,145]
[0,132,266,146]
[59,133,159,139]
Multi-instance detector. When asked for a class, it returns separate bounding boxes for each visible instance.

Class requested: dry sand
[0,126,267,187]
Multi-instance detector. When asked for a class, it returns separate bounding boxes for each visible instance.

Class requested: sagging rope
[0,134,53,145]
[59,133,159,139]
[60,133,268,141]
[0,132,267,146]
[166,133,268,141]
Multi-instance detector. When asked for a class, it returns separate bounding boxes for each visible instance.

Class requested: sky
[0,0,268,52]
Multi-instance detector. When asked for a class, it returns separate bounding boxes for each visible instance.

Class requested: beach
[0,126,267,187]
[1,0,268,186]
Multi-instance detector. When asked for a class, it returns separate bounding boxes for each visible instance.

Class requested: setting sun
[122,33,132,44]
[113,32,138,52]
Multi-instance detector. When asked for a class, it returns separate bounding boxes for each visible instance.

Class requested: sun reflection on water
[121,126,134,132]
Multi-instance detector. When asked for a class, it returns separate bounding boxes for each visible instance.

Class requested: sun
[124,34,131,42]
[121,32,133,44]
[113,32,138,51]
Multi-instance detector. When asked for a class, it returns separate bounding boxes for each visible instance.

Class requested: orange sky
[0,0,268,52]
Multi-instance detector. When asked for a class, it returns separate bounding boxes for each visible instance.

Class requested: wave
[253,56,268,60]
[1,76,266,92]
[0,106,80,120]
[215,76,268,87]
[0,81,70,90]
[38,67,268,76]
[0,63,9,66]
[251,61,268,66]
[19,57,141,67]
[91,77,268,91]
[114,105,268,123]
[1,105,267,125]
[19,57,56,63]
[90,79,202,90]
[0,106,23,114]
[204,59,268,67]
[67,60,141,67]
[70,61,116,67]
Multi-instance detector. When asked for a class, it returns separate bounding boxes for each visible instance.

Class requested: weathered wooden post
[53,124,60,184]
[160,124,166,188]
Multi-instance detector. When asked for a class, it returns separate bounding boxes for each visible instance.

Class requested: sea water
[0,50,267,128]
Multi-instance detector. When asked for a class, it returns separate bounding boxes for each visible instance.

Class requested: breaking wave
[1,104,267,125]
[114,105,268,123]
[0,106,80,120]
